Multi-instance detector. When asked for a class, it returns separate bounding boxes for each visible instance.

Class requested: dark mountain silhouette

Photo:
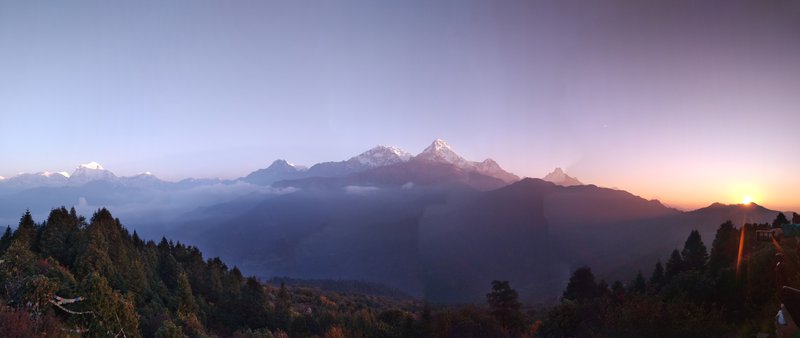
[2,143,790,304]
[163,176,763,303]
[550,201,782,285]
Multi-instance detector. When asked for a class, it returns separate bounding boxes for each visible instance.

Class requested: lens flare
[736,224,745,277]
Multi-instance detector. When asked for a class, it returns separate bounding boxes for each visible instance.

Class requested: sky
[1,1,799,211]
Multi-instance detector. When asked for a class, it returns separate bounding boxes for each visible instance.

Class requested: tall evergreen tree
[275,282,292,331]
[563,266,598,302]
[708,221,739,272]
[38,207,81,266]
[665,249,684,280]
[486,280,525,332]
[13,210,37,250]
[80,272,141,338]
[0,226,12,255]
[241,276,269,329]
[631,271,646,294]
[597,280,610,296]
[774,212,790,228]
[650,260,665,289]
[681,230,708,271]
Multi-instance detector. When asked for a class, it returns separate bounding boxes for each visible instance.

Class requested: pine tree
[563,266,598,302]
[486,280,525,331]
[241,276,269,329]
[665,249,684,280]
[275,282,292,331]
[650,260,665,289]
[774,213,790,228]
[681,230,708,271]
[80,272,141,338]
[708,221,739,272]
[631,271,646,294]
[13,210,37,250]
[597,280,610,296]
[38,207,81,266]
[0,226,12,255]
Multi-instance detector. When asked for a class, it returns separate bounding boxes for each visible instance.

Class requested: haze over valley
[0,139,788,303]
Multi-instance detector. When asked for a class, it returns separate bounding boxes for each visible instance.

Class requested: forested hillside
[535,215,800,337]
[2,206,796,337]
[0,207,540,337]
[0,208,428,337]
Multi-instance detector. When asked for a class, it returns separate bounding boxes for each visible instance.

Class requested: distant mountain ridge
[1,142,795,304]
[241,139,519,187]
[165,173,789,303]
[1,139,519,190]
[542,167,582,186]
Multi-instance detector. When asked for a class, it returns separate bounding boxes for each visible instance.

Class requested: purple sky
[1,1,799,210]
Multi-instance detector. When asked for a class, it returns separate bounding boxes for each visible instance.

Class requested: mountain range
[0,139,791,303]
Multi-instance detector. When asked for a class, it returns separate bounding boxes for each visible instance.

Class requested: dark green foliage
[681,230,708,271]
[665,249,684,280]
[38,207,81,266]
[597,279,609,296]
[536,220,783,337]
[486,280,524,332]
[708,221,739,273]
[630,271,646,294]
[0,208,422,337]
[0,208,788,337]
[562,266,598,302]
[431,305,514,338]
[13,210,37,250]
[649,261,665,289]
[274,282,292,331]
[155,320,187,338]
[774,212,790,228]
[0,226,12,255]
[240,277,269,329]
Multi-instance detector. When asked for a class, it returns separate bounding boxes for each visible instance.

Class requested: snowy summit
[71,161,117,184]
[351,145,412,167]
[415,139,468,166]
[79,161,105,170]
[542,167,582,186]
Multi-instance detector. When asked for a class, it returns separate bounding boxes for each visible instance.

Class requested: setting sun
[742,196,753,205]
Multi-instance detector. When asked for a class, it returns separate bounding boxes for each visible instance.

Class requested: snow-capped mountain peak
[70,162,117,184]
[79,161,104,170]
[267,159,300,171]
[351,145,412,167]
[424,138,454,153]
[543,167,582,186]
[416,139,466,165]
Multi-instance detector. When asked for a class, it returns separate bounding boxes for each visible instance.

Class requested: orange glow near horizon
[602,176,798,211]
